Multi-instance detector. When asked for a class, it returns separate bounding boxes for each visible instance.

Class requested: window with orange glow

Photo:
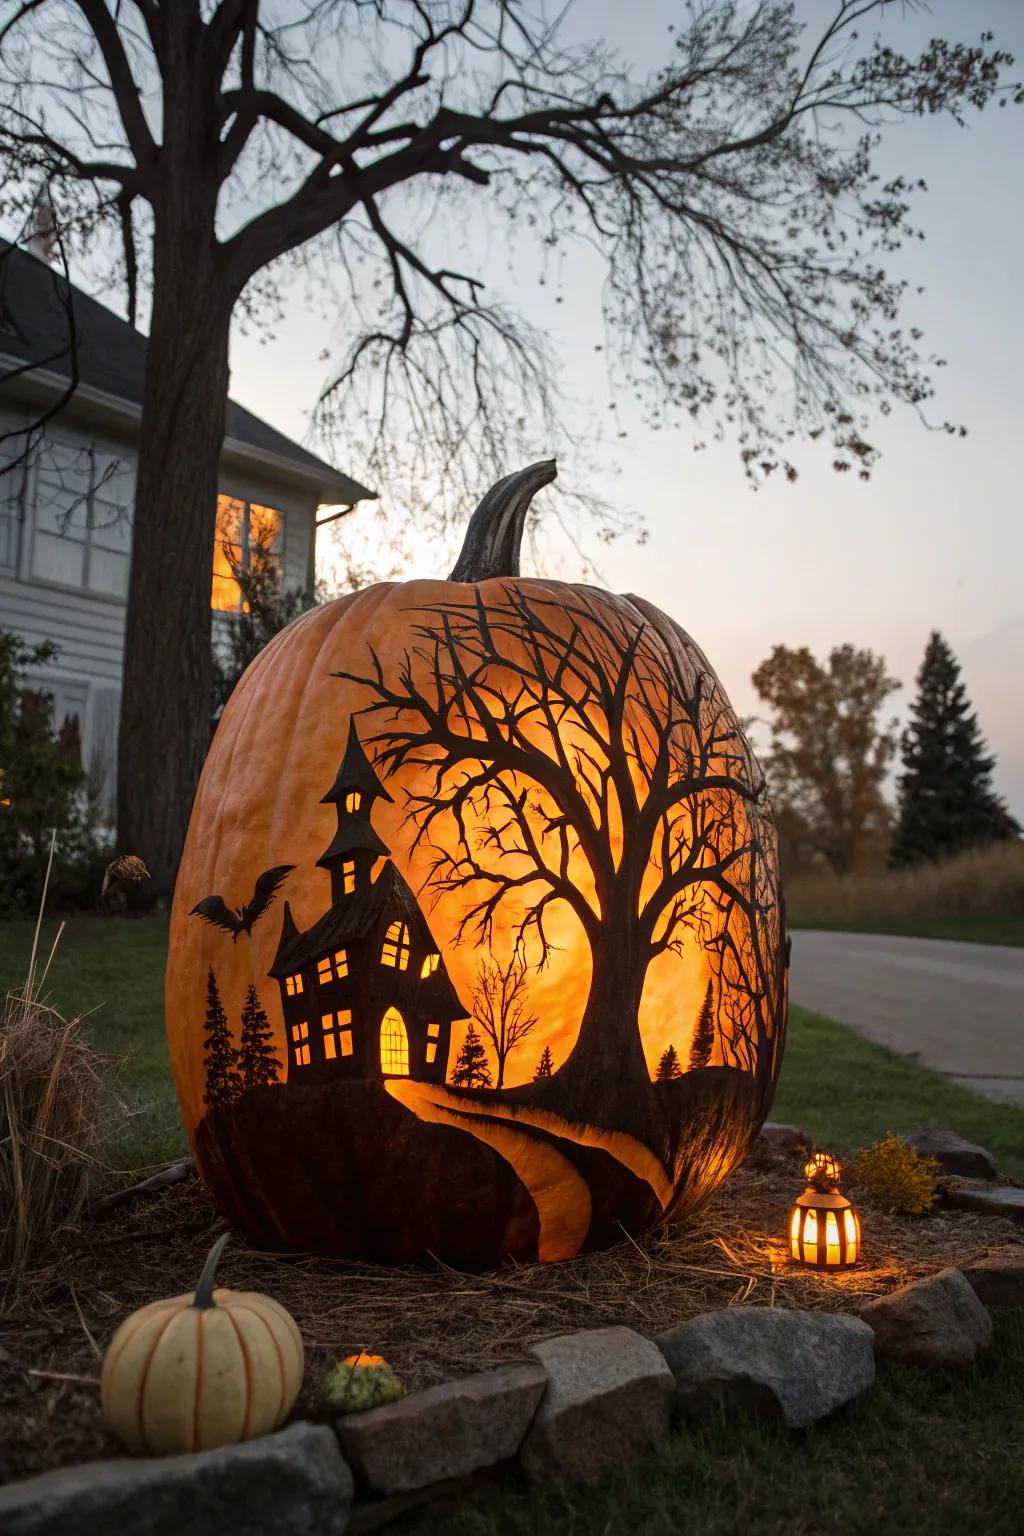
[381,921,410,970]
[318,948,350,983]
[420,952,440,978]
[344,791,362,813]
[321,1008,353,1060]
[211,495,284,612]
[285,972,304,996]
[290,1019,310,1067]
[380,1008,409,1075]
[342,859,356,894]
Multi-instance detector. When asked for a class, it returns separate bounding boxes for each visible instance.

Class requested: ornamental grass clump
[0,987,106,1295]
[847,1133,940,1214]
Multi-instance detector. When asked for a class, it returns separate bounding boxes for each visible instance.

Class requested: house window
[426,1021,439,1065]
[420,952,440,979]
[211,494,283,613]
[344,791,362,813]
[342,859,356,895]
[321,1008,353,1061]
[381,921,410,970]
[31,435,133,598]
[290,1020,310,1067]
[285,973,304,996]
[317,949,350,985]
[380,1008,409,1076]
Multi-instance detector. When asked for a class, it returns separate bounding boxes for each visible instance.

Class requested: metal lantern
[789,1152,861,1269]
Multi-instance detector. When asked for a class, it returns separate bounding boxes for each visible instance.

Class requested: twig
[26,1369,101,1386]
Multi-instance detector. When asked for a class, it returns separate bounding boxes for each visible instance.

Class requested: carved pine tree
[534,1044,555,1080]
[238,984,281,1091]
[688,980,716,1071]
[656,1044,682,1081]
[202,967,241,1109]
[451,1022,493,1089]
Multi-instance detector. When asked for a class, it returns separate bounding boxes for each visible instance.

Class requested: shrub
[0,632,107,915]
[847,1132,940,1214]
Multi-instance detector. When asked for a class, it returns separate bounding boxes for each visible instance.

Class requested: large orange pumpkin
[167,462,787,1268]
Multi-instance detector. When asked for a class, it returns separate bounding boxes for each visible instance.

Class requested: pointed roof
[316,817,389,866]
[320,719,393,807]
[271,900,302,976]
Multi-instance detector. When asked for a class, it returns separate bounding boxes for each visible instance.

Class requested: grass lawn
[408,1312,1024,1536]
[792,912,1024,948]
[2,914,1024,1175]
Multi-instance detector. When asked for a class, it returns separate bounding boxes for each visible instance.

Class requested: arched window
[380,1008,409,1076]
[344,790,362,813]
[381,920,410,970]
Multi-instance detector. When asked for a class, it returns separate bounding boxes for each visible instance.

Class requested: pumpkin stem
[449,460,557,582]
[192,1232,230,1310]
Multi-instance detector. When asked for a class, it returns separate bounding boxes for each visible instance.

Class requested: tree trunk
[117,246,232,898]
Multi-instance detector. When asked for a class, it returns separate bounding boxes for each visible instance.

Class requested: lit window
[381,921,410,970]
[420,952,440,979]
[342,859,356,895]
[285,973,304,997]
[290,1020,310,1067]
[426,1043,438,1064]
[211,495,283,613]
[321,1008,352,1061]
[334,949,349,977]
[316,950,349,985]
[317,957,332,984]
[427,1022,440,1040]
[380,1008,409,1075]
[344,790,362,813]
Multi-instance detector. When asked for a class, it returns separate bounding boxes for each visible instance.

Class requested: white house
[0,239,374,813]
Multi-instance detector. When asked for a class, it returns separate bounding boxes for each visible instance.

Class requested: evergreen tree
[202,968,241,1109]
[450,1022,493,1089]
[656,1044,682,1082]
[533,1044,555,1080]
[891,632,1018,867]
[238,984,281,1091]
[688,980,716,1071]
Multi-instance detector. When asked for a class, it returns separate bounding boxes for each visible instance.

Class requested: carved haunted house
[269,721,468,1085]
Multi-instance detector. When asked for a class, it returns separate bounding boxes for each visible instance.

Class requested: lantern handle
[449,459,557,582]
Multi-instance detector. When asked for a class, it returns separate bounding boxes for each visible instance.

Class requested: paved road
[789,930,1024,1105]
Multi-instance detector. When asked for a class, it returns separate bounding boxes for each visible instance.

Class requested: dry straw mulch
[3,1135,1021,1485]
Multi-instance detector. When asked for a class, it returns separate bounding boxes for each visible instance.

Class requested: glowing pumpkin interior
[166,462,788,1268]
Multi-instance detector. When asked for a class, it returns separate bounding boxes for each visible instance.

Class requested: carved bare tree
[338,582,784,1136]
[470,950,538,1090]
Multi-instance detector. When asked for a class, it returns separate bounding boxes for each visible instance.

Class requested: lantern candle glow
[789,1152,861,1269]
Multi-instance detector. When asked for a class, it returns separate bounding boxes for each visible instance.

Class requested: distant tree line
[753,630,1019,875]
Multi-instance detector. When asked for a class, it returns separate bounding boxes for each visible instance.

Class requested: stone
[961,1246,1024,1308]
[0,1423,353,1536]
[519,1326,674,1486]
[861,1267,993,1367]
[757,1123,811,1155]
[655,1307,875,1430]
[335,1362,546,1494]
[945,1184,1024,1222]
[903,1130,997,1181]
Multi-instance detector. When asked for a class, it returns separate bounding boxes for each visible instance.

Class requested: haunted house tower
[269,720,468,1085]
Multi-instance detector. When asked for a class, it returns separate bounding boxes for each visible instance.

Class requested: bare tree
[339,572,784,1138]
[469,950,538,1089]
[0,2,1015,892]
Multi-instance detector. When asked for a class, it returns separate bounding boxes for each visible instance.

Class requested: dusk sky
[224,0,1024,822]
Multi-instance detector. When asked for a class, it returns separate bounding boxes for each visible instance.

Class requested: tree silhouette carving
[534,1045,555,1081]
[656,1045,682,1082]
[339,586,785,1137]
[450,1022,493,1089]
[470,952,539,1090]
[688,980,716,1071]
[202,968,240,1111]
[238,985,281,1091]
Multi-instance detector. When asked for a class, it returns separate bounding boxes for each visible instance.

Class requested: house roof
[269,862,468,1020]
[0,239,375,504]
[320,719,394,806]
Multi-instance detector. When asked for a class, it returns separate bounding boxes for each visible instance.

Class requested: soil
[2,1134,1020,1486]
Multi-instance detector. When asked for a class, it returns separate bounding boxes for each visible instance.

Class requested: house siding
[0,403,318,816]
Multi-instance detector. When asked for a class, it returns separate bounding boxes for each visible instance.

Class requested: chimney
[26,186,58,265]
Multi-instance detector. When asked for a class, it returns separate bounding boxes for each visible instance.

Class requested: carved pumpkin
[167,462,788,1268]
[101,1235,304,1454]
